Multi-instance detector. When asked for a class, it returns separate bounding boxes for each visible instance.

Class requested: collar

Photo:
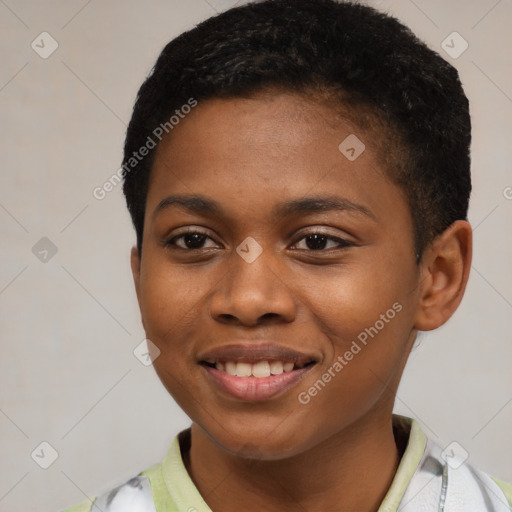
[160,414,427,512]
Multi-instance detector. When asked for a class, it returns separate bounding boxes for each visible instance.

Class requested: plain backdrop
[0,1,511,510]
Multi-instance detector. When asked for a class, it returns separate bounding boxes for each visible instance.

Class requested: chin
[203,421,316,462]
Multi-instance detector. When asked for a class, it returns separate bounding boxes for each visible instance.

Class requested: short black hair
[122,0,471,261]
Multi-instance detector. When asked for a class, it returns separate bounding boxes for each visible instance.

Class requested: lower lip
[202,365,314,402]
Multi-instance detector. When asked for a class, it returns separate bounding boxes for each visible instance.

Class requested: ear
[130,245,144,328]
[413,220,472,331]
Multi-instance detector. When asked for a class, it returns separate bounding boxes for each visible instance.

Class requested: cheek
[139,260,209,344]
[291,314,412,453]
[139,262,210,409]
[297,258,411,345]
[293,264,415,411]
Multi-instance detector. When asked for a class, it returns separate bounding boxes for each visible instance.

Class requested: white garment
[90,476,156,512]
[88,437,510,512]
[397,437,510,512]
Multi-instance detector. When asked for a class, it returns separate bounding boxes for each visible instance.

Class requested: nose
[209,244,296,327]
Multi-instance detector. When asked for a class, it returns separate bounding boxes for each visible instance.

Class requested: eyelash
[165,229,354,252]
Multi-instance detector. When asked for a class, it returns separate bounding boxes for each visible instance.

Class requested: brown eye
[166,231,218,250]
[292,233,354,251]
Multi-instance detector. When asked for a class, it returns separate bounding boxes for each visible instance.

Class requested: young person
[63,1,512,510]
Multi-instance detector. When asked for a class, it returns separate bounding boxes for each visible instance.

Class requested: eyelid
[169,226,213,237]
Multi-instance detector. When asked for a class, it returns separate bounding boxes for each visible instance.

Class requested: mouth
[200,359,316,377]
[198,344,318,401]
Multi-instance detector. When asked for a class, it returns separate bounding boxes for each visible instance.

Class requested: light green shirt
[62,415,512,511]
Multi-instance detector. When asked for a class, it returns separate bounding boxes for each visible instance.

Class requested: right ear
[130,246,143,322]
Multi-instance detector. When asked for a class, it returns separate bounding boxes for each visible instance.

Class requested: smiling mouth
[200,359,316,378]
[200,358,317,402]
[197,343,319,400]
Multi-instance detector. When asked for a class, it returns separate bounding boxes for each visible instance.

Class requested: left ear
[413,220,472,331]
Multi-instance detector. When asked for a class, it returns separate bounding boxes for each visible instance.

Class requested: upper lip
[198,343,319,365]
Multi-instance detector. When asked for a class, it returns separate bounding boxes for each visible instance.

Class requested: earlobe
[413,220,472,331]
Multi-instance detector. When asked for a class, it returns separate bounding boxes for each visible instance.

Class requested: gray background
[0,1,511,510]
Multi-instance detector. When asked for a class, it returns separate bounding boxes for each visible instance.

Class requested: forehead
[146,92,407,227]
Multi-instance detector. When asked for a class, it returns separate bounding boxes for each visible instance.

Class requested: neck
[183,410,404,512]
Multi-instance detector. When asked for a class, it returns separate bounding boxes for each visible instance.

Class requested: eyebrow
[153,194,376,221]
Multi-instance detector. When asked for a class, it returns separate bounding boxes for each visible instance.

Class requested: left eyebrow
[272,195,377,221]
[152,194,376,222]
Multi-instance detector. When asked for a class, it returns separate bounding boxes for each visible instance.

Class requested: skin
[131,91,472,512]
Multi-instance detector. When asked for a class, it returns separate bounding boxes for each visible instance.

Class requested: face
[131,91,423,460]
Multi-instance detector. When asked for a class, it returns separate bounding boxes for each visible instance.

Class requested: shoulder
[492,476,512,508]
[391,415,512,511]
[60,474,157,512]
[61,500,92,512]
[60,430,188,512]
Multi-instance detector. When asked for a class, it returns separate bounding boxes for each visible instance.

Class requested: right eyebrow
[152,195,224,220]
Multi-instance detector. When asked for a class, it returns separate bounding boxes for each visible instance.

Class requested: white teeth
[235,362,252,377]
[270,361,284,375]
[252,361,271,378]
[225,361,237,375]
[213,360,303,377]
